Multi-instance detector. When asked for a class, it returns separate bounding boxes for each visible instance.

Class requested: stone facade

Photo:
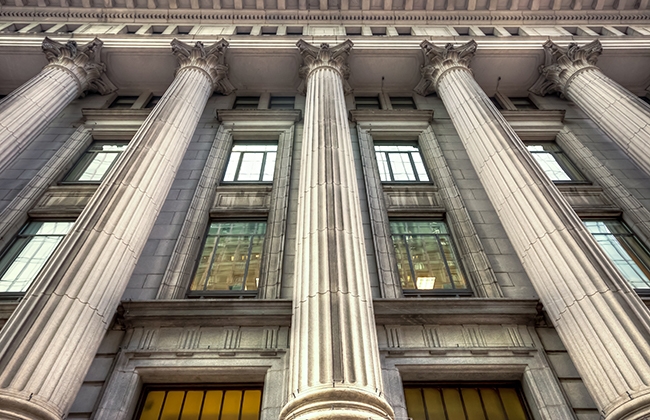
[0,5,649,420]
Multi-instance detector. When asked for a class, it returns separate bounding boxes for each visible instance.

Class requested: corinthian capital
[414,40,476,96]
[171,38,235,95]
[42,37,116,95]
[296,39,353,94]
[529,40,602,96]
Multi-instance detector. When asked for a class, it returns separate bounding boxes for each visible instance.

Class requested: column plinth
[530,40,650,177]
[279,40,394,420]
[416,40,650,420]
[0,39,233,420]
[0,37,116,174]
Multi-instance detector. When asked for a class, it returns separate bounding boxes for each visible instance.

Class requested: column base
[280,386,394,420]
[604,388,650,420]
[0,390,62,420]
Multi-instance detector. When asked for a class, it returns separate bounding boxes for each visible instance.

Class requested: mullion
[241,236,255,290]
[402,235,418,289]
[385,152,396,182]
[437,234,456,289]
[202,234,221,292]
[234,152,246,181]
[551,149,580,181]
[259,152,267,182]
[408,151,420,182]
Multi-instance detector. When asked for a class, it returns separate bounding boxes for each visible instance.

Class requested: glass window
[510,97,538,110]
[527,143,586,182]
[63,141,129,183]
[585,220,650,290]
[374,144,430,182]
[390,96,417,109]
[145,95,162,108]
[223,144,277,182]
[108,95,139,109]
[189,221,267,296]
[269,96,295,109]
[355,96,381,109]
[233,96,260,109]
[404,385,529,420]
[0,221,74,294]
[137,387,262,420]
[390,221,469,293]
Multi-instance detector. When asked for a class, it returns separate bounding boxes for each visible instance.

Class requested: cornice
[1,7,650,23]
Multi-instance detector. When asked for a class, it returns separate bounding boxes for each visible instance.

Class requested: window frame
[0,220,74,298]
[221,142,278,184]
[233,96,260,109]
[187,220,268,298]
[60,140,129,184]
[355,96,381,110]
[390,219,472,297]
[526,141,588,184]
[374,142,431,183]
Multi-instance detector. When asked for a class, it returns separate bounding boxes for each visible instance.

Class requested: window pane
[138,389,262,420]
[221,390,243,420]
[388,153,416,181]
[201,391,224,420]
[527,143,584,182]
[374,144,429,183]
[180,391,203,420]
[160,391,185,420]
[403,388,427,420]
[139,391,166,420]
[0,221,73,293]
[190,222,266,294]
[223,152,241,181]
[224,144,278,182]
[375,151,390,182]
[529,149,572,181]
[262,152,277,182]
[237,153,265,181]
[64,142,128,182]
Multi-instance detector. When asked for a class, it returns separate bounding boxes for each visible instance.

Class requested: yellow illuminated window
[137,388,262,420]
[404,385,529,420]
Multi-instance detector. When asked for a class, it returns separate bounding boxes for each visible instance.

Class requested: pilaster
[0,37,116,175]
[279,40,394,420]
[530,40,650,177]
[0,39,231,420]
[418,40,650,420]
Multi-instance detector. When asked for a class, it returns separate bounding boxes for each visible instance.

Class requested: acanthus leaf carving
[529,39,602,96]
[42,36,117,96]
[296,39,353,94]
[414,40,477,96]
[171,38,235,95]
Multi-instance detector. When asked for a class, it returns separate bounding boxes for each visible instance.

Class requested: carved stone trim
[414,40,476,96]
[296,39,353,94]
[42,37,116,95]
[529,39,602,97]
[171,38,234,95]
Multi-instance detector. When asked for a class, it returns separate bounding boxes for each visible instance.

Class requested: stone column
[0,39,234,420]
[530,40,650,177]
[279,40,394,420]
[415,40,650,420]
[0,37,116,174]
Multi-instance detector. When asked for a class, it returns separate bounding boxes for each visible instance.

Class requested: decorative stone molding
[414,40,476,96]
[296,39,353,94]
[171,38,234,95]
[529,40,602,97]
[42,37,116,95]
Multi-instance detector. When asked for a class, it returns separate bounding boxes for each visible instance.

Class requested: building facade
[0,1,650,419]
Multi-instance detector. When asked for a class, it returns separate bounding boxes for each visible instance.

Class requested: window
[0,221,74,294]
[286,26,303,35]
[145,95,162,108]
[137,387,262,420]
[63,141,129,183]
[404,385,529,420]
[355,96,381,109]
[390,221,469,294]
[526,143,586,182]
[640,96,650,107]
[223,144,277,182]
[490,97,504,110]
[510,97,537,110]
[233,96,260,109]
[261,26,277,35]
[390,96,417,109]
[375,144,429,182]
[269,96,295,109]
[585,220,650,290]
[189,221,266,296]
[108,95,139,109]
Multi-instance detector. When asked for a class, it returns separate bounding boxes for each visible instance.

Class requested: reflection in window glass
[527,143,585,182]
[585,220,650,289]
[375,144,430,182]
[0,221,74,293]
[404,385,529,420]
[190,222,267,295]
[64,142,129,182]
[390,221,468,293]
[138,388,262,420]
[223,144,278,182]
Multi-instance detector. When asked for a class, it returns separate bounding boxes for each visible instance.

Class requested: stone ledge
[373,298,540,325]
[217,109,302,123]
[350,109,435,123]
[119,299,293,328]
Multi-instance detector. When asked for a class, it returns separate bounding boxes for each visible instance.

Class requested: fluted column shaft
[0,37,115,174]
[280,40,393,420]
[417,41,650,420]
[530,40,650,176]
[0,39,232,420]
